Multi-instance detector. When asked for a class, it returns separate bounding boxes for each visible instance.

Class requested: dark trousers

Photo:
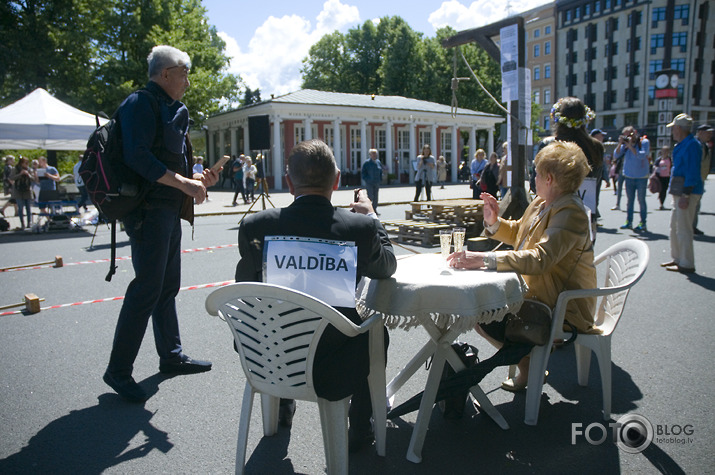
[107,207,183,377]
[232,181,245,204]
[414,180,432,201]
[365,183,380,211]
[312,315,389,432]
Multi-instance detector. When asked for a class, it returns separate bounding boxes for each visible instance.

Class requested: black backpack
[80,89,161,281]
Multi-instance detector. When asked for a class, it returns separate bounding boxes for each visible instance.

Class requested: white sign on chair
[263,236,358,308]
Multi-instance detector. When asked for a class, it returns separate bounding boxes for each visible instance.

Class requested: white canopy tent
[0,88,107,150]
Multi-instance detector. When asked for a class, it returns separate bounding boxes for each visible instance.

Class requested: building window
[649,59,663,79]
[594,0,601,13]
[651,33,665,54]
[627,37,641,52]
[544,41,551,55]
[624,88,640,102]
[534,90,540,105]
[672,32,688,52]
[544,116,550,130]
[677,84,684,104]
[648,111,658,124]
[674,5,689,25]
[419,130,431,150]
[575,6,581,18]
[652,7,666,27]
[534,28,540,38]
[544,88,551,105]
[672,58,686,76]
[375,128,386,151]
[626,63,639,77]
[545,64,551,78]
[294,125,305,145]
[350,128,362,170]
[545,25,552,34]
[628,10,641,27]
[605,0,611,9]
[324,127,334,149]
[624,112,639,125]
[534,66,541,80]
[602,114,616,128]
[534,44,540,57]
[441,131,452,162]
[585,4,591,15]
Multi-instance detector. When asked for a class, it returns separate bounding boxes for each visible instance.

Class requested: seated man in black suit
[234,139,397,452]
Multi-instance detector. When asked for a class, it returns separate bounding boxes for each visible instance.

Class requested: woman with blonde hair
[449,141,598,391]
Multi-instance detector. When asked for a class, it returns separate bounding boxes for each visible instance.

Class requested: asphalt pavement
[0,179,713,474]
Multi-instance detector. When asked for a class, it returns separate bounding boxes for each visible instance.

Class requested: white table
[357,253,525,463]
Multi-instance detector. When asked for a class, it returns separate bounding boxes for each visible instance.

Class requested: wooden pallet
[381,219,453,246]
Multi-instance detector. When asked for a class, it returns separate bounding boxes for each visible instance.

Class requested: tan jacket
[488,193,599,334]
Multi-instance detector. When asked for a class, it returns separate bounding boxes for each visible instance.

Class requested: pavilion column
[304,118,312,140]
[218,129,225,160]
[452,124,459,183]
[208,131,215,164]
[385,121,394,174]
[230,127,238,158]
[243,125,250,155]
[431,124,437,158]
[469,127,476,161]
[488,128,494,157]
[272,115,282,191]
[333,119,343,170]
[360,120,368,168]
[409,122,416,183]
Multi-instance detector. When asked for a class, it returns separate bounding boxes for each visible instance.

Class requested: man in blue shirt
[662,114,703,274]
[361,148,384,213]
[103,45,219,402]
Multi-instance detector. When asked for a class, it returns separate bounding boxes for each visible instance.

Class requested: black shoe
[279,399,296,427]
[103,371,148,402]
[694,228,704,235]
[348,427,375,453]
[159,354,212,374]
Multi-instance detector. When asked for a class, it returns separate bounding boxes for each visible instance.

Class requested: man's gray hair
[147,45,191,78]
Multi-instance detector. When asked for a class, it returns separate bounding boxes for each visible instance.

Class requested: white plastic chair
[205,282,386,475]
[511,238,649,425]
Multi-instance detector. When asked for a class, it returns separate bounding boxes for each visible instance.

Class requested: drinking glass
[439,230,452,261]
[452,227,466,253]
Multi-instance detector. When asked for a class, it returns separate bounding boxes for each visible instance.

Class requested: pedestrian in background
[661,114,703,274]
[693,124,712,235]
[654,146,671,210]
[361,148,384,214]
[614,126,650,232]
[413,145,436,201]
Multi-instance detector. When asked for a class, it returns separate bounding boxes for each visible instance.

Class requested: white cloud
[428,0,553,32]
[219,0,360,98]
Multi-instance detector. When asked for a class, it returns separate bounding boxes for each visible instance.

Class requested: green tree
[301,32,349,92]
[377,17,423,98]
[1,0,241,127]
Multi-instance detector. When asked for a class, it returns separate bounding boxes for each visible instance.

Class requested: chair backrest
[206,282,362,401]
[592,239,650,334]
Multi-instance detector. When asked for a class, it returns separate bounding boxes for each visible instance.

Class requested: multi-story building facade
[552,0,714,145]
[524,2,558,136]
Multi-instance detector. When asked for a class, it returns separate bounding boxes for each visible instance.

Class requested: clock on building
[655,73,669,89]
[670,74,679,89]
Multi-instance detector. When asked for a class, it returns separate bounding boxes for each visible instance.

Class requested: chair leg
[524,344,551,426]
[317,397,350,475]
[368,325,387,456]
[575,342,592,387]
[236,384,255,475]
[260,394,280,436]
[594,337,612,420]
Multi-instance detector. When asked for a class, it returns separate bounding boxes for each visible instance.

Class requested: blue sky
[202,0,550,97]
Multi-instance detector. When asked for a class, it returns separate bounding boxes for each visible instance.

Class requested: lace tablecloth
[357,253,526,334]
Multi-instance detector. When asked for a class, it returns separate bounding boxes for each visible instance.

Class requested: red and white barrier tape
[0,280,233,317]
[0,243,237,273]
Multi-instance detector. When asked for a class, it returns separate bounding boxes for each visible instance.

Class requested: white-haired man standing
[103,45,219,402]
[662,114,703,274]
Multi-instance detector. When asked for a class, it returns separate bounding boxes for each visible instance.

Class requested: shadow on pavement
[0,380,172,475]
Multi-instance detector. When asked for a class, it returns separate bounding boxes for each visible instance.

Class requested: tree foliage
[301,17,504,116]
[1,0,241,126]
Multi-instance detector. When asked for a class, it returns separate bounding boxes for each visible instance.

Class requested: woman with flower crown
[536,97,604,240]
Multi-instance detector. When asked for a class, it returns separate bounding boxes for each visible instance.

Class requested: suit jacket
[235,194,397,400]
[488,193,599,334]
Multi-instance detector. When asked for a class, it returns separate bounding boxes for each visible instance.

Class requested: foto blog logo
[572,414,654,453]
